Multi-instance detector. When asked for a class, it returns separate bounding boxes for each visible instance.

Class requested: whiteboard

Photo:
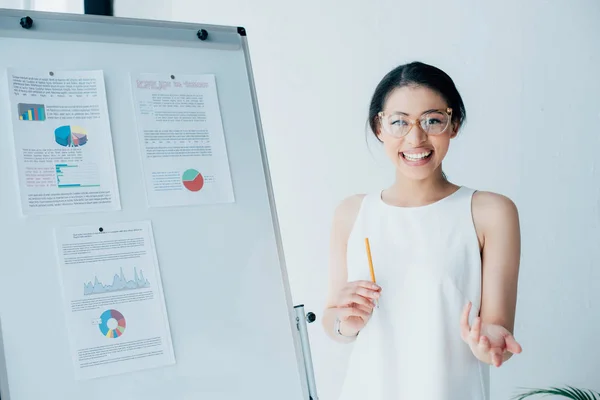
[0,8,307,400]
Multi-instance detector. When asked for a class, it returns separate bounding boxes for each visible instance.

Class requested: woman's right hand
[331,280,381,335]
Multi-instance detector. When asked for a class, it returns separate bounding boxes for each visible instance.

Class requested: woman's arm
[464,191,522,366]
[322,194,371,343]
[477,191,521,331]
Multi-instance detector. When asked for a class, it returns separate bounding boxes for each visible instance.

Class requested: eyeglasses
[378,107,453,138]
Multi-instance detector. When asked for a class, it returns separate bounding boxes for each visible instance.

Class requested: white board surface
[0,8,307,400]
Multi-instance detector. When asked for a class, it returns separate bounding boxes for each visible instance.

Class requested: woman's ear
[450,122,460,138]
[374,117,384,142]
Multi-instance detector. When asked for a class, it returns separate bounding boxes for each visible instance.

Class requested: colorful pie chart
[55,125,88,147]
[99,309,126,338]
[182,168,204,192]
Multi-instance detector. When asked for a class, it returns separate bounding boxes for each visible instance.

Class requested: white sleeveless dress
[338,186,489,400]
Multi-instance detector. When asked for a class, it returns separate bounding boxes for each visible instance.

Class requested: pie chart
[98,309,126,339]
[182,168,204,192]
[55,125,88,147]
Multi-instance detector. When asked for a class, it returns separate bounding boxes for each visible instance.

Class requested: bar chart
[55,163,100,188]
[18,103,46,121]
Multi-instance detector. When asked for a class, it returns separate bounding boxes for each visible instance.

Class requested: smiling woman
[322,61,522,400]
[369,62,466,183]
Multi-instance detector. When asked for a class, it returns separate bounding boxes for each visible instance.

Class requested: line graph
[84,267,150,296]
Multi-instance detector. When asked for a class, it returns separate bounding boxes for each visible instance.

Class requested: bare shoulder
[472,190,520,243]
[332,194,367,234]
[472,190,519,219]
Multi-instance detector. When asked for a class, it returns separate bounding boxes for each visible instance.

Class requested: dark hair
[368,61,466,140]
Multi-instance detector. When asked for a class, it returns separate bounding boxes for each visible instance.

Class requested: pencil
[364,237,379,308]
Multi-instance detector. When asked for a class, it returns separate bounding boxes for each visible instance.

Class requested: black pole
[84,0,113,16]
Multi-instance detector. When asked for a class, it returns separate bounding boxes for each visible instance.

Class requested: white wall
[30,0,82,13]
[113,0,170,20]
[166,1,600,399]
[0,0,82,13]
[0,0,166,18]
[0,0,29,10]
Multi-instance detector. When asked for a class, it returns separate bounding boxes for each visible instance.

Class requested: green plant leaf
[512,385,600,400]
[571,386,593,400]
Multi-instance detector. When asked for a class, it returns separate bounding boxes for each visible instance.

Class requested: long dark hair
[368,61,466,140]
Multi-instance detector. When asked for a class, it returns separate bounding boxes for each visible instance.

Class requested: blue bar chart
[18,103,46,121]
[55,163,100,188]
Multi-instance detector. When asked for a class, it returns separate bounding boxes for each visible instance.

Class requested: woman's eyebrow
[385,110,409,116]
[386,108,440,116]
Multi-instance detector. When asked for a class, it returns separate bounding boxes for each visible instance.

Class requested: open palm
[460,302,522,367]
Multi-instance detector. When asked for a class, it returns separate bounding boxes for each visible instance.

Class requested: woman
[322,61,522,399]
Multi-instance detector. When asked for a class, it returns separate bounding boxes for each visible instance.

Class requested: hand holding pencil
[328,237,382,337]
[331,280,381,336]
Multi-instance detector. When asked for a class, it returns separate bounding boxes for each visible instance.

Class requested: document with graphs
[54,220,175,379]
[5,68,120,215]
[130,72,234,208]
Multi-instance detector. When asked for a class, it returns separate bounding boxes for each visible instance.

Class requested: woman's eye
[391,119,408,126]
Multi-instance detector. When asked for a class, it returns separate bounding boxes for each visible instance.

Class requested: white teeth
[403,151,431,160]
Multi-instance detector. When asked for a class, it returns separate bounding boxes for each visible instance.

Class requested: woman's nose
[405,124,428,146]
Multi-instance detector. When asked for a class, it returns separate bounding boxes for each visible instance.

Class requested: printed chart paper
[6,69,120,215]
[54,221,175,380]
[131,73,234,207]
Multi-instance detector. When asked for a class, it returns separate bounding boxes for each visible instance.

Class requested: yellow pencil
[364,237,379,308]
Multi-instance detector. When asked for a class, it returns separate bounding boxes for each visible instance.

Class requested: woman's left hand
[460,301,522,367]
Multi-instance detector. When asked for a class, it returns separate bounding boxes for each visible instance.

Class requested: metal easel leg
[294,304,319,400]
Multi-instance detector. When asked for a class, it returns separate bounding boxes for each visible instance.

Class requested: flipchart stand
[294,305,319,400]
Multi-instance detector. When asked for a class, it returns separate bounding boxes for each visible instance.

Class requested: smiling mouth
[401,150,433,161]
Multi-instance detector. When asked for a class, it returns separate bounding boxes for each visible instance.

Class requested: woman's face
[376,85,458,181]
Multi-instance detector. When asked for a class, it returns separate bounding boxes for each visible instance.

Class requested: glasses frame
[377,107,453,138]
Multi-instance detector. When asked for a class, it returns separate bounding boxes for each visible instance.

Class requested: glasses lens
[381,114,410,137]
[420,111,450,134]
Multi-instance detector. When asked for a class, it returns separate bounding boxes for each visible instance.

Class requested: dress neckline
[377,185,465,210]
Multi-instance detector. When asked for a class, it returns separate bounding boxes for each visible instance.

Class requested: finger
[339,306,370,320]
[338,291,372,309]
[491,350,503,367]
[460,302,472,339]
[351,280,381,291]
[355,286,381,299]
[347,293,375,309]
[478,335,491,354]
[504,334,522,354]
[353,303,374,315]
[469,317,481,344]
